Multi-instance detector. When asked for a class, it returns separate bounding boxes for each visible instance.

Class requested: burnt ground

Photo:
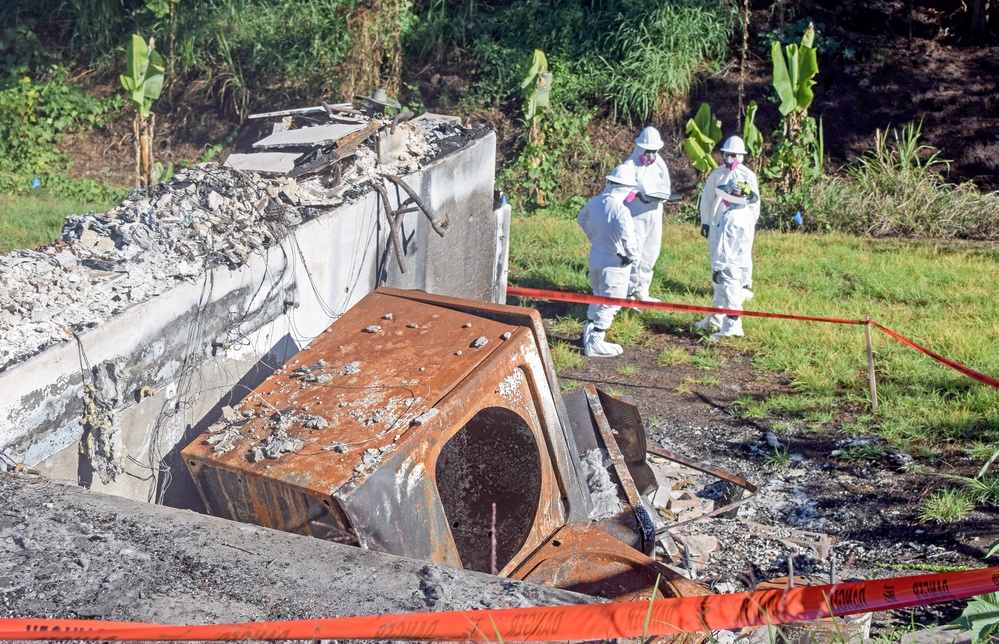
[532,297,999,636]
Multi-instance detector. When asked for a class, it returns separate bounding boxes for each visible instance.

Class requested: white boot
[694,314,722,331]
[583,321,623,357]
[709,316,744,341]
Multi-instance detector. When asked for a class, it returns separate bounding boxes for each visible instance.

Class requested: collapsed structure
[0,103,506,506]
[181,288,711,604]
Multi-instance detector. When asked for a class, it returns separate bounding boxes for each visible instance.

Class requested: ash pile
[0,99,483,371]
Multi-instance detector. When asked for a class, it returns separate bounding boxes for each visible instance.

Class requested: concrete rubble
[0,115,484,371]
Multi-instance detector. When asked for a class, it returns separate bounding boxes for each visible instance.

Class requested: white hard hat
[635,126,664,151]
[720,135,748,155]
[605,163,638,187]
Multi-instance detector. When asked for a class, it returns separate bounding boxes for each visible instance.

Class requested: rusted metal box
[183,288,709,613]
[183,288,589,575]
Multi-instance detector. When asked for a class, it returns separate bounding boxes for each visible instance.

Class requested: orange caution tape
[506,286,999,391]
[506,286,865,325]
[872,322,999,389]
[3,568,998,641]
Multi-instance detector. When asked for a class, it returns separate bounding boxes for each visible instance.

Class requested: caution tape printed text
[506,286,999,390]
[4,568,998,641]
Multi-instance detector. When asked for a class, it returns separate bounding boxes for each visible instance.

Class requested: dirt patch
[538,299,999,635]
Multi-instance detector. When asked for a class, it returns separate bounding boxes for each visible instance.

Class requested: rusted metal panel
[596,390,657,495]
[510,522,710,603]
[183,288,713,607]
[564,385,658,556]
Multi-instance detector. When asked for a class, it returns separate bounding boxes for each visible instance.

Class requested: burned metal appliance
[182,288,708,604]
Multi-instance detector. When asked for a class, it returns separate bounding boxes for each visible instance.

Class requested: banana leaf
[742,101,763,157]
[120,34,164,117]
[684,103,721,172]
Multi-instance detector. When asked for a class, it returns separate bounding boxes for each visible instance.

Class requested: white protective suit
[577,183,640,356]
[622,146,671,301]
[697,160,760,337]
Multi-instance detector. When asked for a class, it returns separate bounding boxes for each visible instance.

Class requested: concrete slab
[253,123,366,150]
[224,151,302,174]
[0,472,600,627]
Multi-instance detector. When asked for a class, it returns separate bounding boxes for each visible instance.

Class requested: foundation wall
[0,132,505,506]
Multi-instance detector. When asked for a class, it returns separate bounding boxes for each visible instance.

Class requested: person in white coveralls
[695,135,760,340]
[620,126,672,304]
[576,164,641,357]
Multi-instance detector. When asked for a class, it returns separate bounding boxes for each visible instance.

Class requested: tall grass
[5,0,360,103]
[176,0,356,102]
[598,0,732,122]
[766,122,999,239]
[406,0,479,61]
[510,216,999,457]
[409,0,732,123]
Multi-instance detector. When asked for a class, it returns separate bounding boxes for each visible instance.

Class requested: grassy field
[509,217,999,461]
[0,194,96,253]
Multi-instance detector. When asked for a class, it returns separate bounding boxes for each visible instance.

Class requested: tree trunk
[136,113,156,187]
[133,115,142,187]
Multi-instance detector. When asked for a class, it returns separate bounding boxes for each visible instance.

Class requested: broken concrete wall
[0,473,600,626]
[0,130,504,506]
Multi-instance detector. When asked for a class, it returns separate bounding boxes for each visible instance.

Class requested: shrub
[761,122,999,239]
[0,65,121,175]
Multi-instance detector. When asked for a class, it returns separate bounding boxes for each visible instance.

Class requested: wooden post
[865,316,878,411]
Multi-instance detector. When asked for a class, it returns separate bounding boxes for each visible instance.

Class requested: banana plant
[771,23,818,117]
[519,49,553,205]
[121,34,164,118]
[120,34,165,187]
[684,103,722,173]
[742,100,763,158]
[767,23,822,192]
[521,49,552,131]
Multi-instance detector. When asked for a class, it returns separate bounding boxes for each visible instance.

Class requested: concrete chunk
[224,152,303,174]
[253,123,366,150]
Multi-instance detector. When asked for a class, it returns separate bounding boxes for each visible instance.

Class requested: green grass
[691,349,725,371]
[674,379,695,394]
[764,447,791,468]
[617,364,640,377]
[657,346,693,366]
[918,487,976,524]
[510,216,999,456]
[732,396,772,420]
[550,340,584,372]
[559,378,582,394]
[0,194,95,252]
[839,443,889,463]
[547,314,585,338]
